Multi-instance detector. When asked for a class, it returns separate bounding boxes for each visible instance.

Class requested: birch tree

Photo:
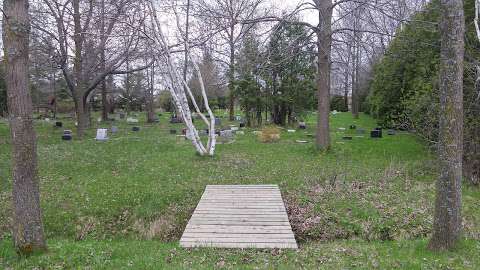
[3,0,47,254]
[429,0,465,251]
[147,1,217,156]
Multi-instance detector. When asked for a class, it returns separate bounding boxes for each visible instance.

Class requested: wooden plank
[180,185,298,249]
[181,238,297,243]
[181,233,295,239]
[180,242,298,249]
[184,228,293,234]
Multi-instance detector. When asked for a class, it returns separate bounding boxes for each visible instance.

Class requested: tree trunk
[100,0,108,122]
[429,0,465,251]
[351,8,360,119]
[74,93,89,138]
[146,62,156,123]
[315,0,332,150]
[3,0,47,254]
[228,26,235,121]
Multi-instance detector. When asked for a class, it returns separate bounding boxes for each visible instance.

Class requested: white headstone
[126,117,139,124]
[96,128,108,141]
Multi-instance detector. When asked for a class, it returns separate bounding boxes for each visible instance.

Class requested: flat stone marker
[180,185,298,249]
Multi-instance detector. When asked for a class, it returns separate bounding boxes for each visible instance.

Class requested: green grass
[0,111,479,269]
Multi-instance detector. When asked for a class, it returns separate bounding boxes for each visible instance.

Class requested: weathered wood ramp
[180,185,298,249]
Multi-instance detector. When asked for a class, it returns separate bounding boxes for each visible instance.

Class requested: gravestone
[220,130,233,138]
[239,122,246,128]
[132,126,140,132]
[387,129,396,136]
[127,117,139,124]
[170,116,182,124]
[356,128,366,134]
[111,126,119,134]
[342,136,353,140]
[55,121,63,128]
[235,115,242,121]
[338,127,346,131]
[96,129,109,141]
[231,126,239,131]
[287,129,296,133]
[215,117,221,126]
[119,113,126,119]
[299,122,307,129]
[371,130,382,138]
[296,140,308,144]
[350,125,356,130]
[62,130,72,141]
[236,131,245,135]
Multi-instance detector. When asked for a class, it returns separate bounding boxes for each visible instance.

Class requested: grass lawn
[0,111,479,269]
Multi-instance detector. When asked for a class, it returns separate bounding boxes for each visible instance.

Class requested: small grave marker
[371,130,382,138]
[55,121,63,128]
[342,136,353,140]
[111,126,119,133]
[387,129,396,136]
[299,122,307,129]
[356,128,366,134]
[239,122,246,128]
[132,126,140,132]
[62,130,72,141]
[127,118,139,124]
[95,129,109,141]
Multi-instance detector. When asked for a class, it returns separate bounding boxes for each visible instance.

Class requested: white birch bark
[147,0,216,156]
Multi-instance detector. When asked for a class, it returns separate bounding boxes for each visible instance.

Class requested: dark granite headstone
[371,130,382,138]
[239,122,246,128]
[342,136,353,140]
[350,125,356,130]
[132,126,140,132]
[215,117,221,126]
[55,121,63,128]
[62,130,72,141]
[170,117,182,124]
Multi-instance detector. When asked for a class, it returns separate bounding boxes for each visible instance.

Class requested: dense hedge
[367,0,479,185]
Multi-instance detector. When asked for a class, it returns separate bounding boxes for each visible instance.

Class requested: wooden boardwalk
[180,185,298,249]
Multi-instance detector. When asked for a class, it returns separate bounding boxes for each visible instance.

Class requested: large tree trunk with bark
[3,0,47,254]
[429,0,465,251]
[74,92,89,138]
[315,0,332,150]
[228,27,236,121]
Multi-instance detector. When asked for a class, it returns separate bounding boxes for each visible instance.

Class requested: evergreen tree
[266,21,316,126]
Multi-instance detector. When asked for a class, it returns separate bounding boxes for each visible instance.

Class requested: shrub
[258,126,281,143]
